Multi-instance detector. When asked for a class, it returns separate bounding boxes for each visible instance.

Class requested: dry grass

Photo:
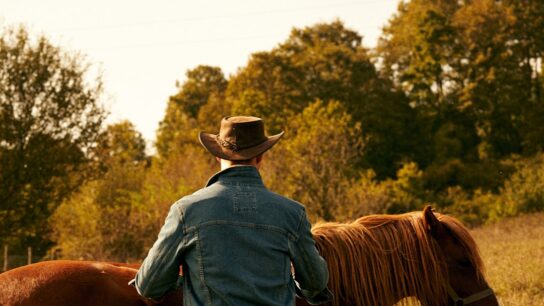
[471,213,544,306]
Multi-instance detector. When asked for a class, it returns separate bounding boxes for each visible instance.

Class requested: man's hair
[230,154,263,165]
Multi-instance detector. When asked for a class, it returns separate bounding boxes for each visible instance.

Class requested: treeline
[1,0,543,262]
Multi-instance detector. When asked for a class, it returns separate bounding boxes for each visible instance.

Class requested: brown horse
[311,206,498,306]
[0,260,181,306]
[0,207,497,306]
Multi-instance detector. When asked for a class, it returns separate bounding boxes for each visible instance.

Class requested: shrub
[490,153,544,220]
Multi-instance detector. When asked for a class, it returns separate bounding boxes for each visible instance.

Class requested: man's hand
[129,276,183,305]
[294,280,334,305]
[128,279,165,304]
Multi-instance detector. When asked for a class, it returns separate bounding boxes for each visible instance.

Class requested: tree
[49,182,106,259]
[156,65,228,159]
[377,0,468,165]
[0,26,105,254]
[503,0,544,154]
[94,120,148,171]
[170,65,228,118]
[262,100,363,221]
[228,21,418,177]
[51,121,151,261]
[375,0,544,195]
[451,0,544,157]
[380,0,544,158]
[229,20,379,130]
[454,0,524,157]
[93,121,148,210]
[378,0,460,102]
[405,10,457,108]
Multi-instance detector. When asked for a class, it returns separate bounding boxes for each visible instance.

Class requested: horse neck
[313,215,449,306]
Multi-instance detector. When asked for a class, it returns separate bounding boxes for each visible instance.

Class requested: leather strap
[447,284,495,305]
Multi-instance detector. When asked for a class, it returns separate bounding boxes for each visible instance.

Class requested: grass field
[471,213,544,306]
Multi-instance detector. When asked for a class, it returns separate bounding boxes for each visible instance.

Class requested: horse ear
[423,205,445,238]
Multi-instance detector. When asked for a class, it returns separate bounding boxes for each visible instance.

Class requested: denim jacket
[134,166,331,306]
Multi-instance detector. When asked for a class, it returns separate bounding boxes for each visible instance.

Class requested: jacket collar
[205,165,264,187]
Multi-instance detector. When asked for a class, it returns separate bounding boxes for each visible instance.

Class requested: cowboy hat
[199,116,284,161]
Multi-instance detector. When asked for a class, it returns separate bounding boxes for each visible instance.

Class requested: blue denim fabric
[134,166,330,306]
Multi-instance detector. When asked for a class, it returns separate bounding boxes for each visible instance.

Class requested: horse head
[423,206,498,306]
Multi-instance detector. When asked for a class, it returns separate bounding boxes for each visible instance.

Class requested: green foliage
[454,0,526,157]
[49,182,105,259]
[229,20,418,177]
[340,162,429,219]
[141,145,216,218]
[156,65,228,159]
[263,100,362,221]
[433,187,492,226]
[155,102,197,159]
[505,0,544,155]
[378,0,459,96]
[50,121,150,261]
[170,65,227,118]
[51,166,151,261]
[403,10,457,108]
[343,170,392,219]
[0,26,105,255]
[422,159,511,194]
[94,120,148,172]
[377,0,544,192]
[433,154,544,226]
[490,154,544,220]
[385,162,426,213]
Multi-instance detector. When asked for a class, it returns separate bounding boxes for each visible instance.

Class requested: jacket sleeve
[134,204,185,300]
[288,210,331,302]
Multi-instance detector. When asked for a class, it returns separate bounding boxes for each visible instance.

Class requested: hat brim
[199,131,284,161]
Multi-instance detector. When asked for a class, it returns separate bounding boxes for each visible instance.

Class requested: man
[133,116,332,305]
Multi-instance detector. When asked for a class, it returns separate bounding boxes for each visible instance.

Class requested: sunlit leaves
[0,26,105,254]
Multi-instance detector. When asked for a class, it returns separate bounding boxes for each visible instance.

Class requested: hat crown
[218,116,268,151]
[199,115,283,161]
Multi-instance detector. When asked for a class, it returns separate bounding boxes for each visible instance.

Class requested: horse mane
[311,211,485,306]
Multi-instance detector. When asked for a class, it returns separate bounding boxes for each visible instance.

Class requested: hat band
[216,135,268,152]
[216,136,239,151]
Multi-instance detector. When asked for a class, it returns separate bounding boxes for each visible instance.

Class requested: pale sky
[1,0,400,147]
